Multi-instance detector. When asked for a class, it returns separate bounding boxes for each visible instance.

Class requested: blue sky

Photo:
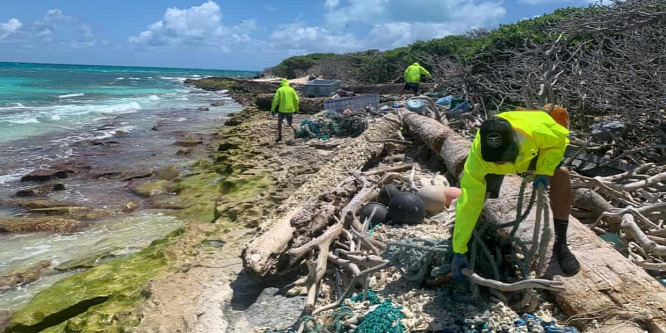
[0,0,595,71]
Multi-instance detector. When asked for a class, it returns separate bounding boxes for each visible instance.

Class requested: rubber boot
[553,219,580,276]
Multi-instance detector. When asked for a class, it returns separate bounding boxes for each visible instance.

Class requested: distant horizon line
[0,61,260,73]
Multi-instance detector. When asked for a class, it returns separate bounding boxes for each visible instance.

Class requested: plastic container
[406,98,427,114]
[303,79,341,97]
[324,94,380,112]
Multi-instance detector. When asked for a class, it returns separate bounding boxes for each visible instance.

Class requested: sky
[0,0,597,71]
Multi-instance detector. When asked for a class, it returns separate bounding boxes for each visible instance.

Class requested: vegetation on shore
[266,7,583,83]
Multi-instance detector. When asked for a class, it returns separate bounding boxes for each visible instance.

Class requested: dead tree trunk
[242,118,400,278]
[397,110,470,178]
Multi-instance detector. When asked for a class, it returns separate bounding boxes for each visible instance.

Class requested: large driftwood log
[401,111,666,331]
[486,175,666,332]
[243,118,400,278]
[396,110,470,178]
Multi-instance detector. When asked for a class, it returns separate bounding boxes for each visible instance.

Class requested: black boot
[553,219,580,276]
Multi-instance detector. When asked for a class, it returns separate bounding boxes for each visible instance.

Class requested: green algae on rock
[26,206,115,220]
[5,228,184,333]
[0,217,86,234]
[129,180,176,198]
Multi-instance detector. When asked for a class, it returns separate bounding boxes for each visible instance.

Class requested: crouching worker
[271,78,300,143]
[451,110,580,280]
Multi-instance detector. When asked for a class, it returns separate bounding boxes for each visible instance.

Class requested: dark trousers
[277,113,293,140]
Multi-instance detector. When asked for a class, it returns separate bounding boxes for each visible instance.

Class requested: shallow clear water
[0,62,255,311]
[0,211,183,310]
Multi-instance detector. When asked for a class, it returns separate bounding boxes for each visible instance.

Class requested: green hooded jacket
[404,62,432,84]
[452,111,570,254]
[271,79,299,113]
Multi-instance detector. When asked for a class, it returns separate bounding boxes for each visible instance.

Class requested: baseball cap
[480,117,518,162]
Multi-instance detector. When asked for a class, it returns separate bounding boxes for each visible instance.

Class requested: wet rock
[0,310,13,333]
[121,169,155,181]
[197,107,210,111]
[0,260,52,291]
[123,201,139,213]
[173,138,203,147]
[54,250,115,272]
[218,138,242,151]
[155,165,180,181]
[176,148,192,156]
[0,217,86,233]
[16,183,65,197]
[27,206,114,220]
[116,130,130,135]
[129,180,176,197]
[0,199,75,209]
[211,101,225,106]
[20,169,68,182]
[151,125,159,131]
[6,295,111,333]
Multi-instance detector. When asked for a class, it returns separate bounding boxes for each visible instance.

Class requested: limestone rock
[173,138,203,147]
[20,169,69,182]
[16,183,65,197]
[130,180,175,197]
[155,166,180,181]
[0,260,51,290]
[0,217,86,233]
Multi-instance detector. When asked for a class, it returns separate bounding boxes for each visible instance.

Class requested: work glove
[451,253,468,280]
[533,175,549,190]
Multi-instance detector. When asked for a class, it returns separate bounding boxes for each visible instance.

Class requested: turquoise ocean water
[0,62,256,184]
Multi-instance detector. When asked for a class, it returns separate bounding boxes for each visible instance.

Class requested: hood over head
[412,62,420,66]
[280,78,290,87]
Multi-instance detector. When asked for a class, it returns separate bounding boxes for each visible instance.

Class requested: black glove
[451,253,468,280]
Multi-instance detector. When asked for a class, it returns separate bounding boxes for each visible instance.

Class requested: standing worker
[271,78,300,143]
[450,110,580,280]
[401,62,432,96]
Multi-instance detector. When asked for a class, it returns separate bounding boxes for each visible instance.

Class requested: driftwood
[243,118,400,278]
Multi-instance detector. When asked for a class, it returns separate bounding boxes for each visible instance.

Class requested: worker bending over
[451,110,580,279]
[401,62,431,96]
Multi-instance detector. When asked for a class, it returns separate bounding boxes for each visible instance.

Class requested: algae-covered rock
[54,250,116,272]
[0,260,51,291]
[27,206,114,220]
[6,229,181,333]
[16,184,65,197]
[173,138,203,147]
[0,217,86,233]
[129,180,175,198]
[0,310,13,333]
[154,165,180,181]
[123,201,139,213]
[0,200,74,209]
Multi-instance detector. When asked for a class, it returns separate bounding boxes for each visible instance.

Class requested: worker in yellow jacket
[401,62,431,96]
[451,111,580,279]
[271,78,300,143]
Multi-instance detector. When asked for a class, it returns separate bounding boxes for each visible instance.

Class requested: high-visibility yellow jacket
[452,111,570,254]
[271,79,299,113]
[404,62,431,84]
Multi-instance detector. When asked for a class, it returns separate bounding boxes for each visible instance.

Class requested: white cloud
[365,22,455,49]
[325,0,341,10]
[325,0,505,29]
[269,21,360,54]
[129,1,255,49]
[519,0,604,5]
[0,18,22,39]
[269,0,505,55]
